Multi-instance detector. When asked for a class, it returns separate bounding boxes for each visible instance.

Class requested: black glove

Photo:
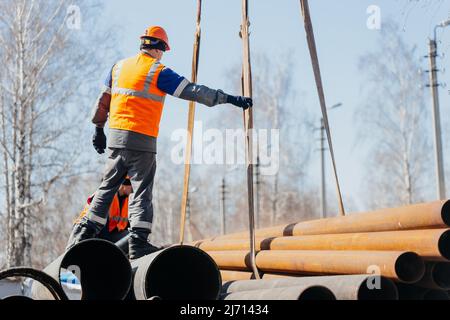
[227,95,253,110]
[92,127,106,154]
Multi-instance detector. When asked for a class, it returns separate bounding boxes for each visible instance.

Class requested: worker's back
[109,52,167,137]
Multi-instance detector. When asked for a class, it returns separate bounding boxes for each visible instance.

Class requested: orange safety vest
[109,52,167,137]
[75,194,129,232]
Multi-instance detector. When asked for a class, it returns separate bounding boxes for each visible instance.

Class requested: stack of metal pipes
[192,200,450,300]
[27,240,223,300]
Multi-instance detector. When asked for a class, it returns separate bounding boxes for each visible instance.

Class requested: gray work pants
[85,148,156,238]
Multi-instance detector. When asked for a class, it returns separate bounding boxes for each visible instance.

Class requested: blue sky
[94,0,450,211]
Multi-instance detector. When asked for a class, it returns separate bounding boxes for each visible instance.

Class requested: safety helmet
[140,26,170,51]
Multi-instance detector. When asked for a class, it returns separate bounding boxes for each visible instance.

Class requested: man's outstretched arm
[157,67,253,109]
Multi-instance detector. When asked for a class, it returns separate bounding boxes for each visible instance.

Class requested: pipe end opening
[61,239,131,300]
[438,231,450,260]
[441,200,450,226]
[358,276,399,300]
[299,286,336,300]
[395,252,425,283]
[145,245,221,300]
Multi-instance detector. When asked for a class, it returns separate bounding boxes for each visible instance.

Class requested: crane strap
[300,0,345,216]
[180,0,202,244]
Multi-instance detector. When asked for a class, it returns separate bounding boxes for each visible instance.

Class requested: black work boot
[66,220,99,251]
[129,228,161,260]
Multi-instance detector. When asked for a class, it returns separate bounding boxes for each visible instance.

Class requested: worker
[67,177,132,249]
[68,26,253,260]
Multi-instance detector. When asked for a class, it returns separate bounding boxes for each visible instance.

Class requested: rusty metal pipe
[221,270,260,281]
[222,274,398,300]
[396,283,450,300]
[415,262,450,290]
[131,245,221,300]
[194,200,450,242]
[208,250,425,283]
[31,239,132,300]
[197,229,450,261]
[221,285,335,300]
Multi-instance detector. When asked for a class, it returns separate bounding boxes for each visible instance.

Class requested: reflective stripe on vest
[109,53,167,137]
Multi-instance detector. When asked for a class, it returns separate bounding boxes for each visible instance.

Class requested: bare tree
[182,52,318,238]
[251,53,314,225]
[356,21,432,208]
[0,0,115,267]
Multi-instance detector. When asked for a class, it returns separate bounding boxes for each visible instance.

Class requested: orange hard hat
[140,26,170,51]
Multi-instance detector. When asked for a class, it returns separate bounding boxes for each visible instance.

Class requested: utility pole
[220,178,226,235]
[319,118,326,219]
[427,22,448,200]
[186,186,198,242]
[316,103,342,219]
[186,195,192,242]
[255,156,261,228]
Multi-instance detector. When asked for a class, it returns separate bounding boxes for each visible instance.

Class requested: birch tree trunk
[0,0,115,267]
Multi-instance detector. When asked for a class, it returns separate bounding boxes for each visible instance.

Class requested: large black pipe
[115,234,131,256]
[131,245,221,300]
[415,262,450,290]
[31,239,132,300]
[396,283,450,300]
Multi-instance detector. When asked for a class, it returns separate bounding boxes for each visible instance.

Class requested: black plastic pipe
[31,239,131,300]
[131,245,221,300]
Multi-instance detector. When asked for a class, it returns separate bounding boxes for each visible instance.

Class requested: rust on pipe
[193,200,450,242]
[256,251,425,283]
[208,250,425,283]
[221,270,260,282]
[197,229,450,261]
[221,285,336,300]
[396,283,450,300]
[415,262,450,290]
[207,251,253,270]
[220,270,301,282]
[222,274,398,300]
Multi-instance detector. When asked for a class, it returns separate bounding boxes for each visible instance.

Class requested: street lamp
[318,102,343,219]
[428,19,450,200]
